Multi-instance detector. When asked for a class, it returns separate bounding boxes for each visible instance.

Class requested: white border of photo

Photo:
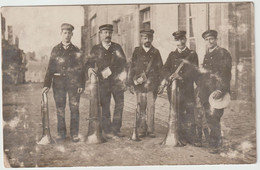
[0,0,258,170]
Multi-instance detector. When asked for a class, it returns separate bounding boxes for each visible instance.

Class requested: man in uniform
[42,23,85,143]
[128,29,163,138]
[159,31,198,145]
[198,30,232,153]
[86,24,127,138]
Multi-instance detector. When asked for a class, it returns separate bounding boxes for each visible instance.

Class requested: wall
[82,4,179,63]
[151,4,178,63]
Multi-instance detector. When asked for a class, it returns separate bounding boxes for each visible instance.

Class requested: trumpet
[130,103,141,141]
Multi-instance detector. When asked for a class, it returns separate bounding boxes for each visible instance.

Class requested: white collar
[102,42,112,50]
[143,45,151,52]
[177,46,187,53]
[62,42,71,49]
[209,45,218,53]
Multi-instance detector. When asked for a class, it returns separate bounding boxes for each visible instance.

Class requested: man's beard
[144,42,151,47]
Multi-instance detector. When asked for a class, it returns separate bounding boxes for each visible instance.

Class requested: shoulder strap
[144,56,154,74]
[171,50,192,75]
[144,48,157,74]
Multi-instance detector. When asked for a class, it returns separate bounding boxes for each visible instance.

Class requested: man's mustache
[105,36,111,39]
[144,42,151,46]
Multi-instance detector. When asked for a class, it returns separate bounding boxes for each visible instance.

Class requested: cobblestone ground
[2,83,256,167]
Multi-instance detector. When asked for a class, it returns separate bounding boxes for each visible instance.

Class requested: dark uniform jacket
[198,46,232,104]
[161,47,198,103]
[85,42,127,90]
[128,45,163,92]
[43,42,85,89]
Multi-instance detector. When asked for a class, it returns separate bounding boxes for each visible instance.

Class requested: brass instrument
[86,73,106,144]
[37,93,55,145]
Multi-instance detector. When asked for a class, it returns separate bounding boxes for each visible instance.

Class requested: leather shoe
[147,132,156,138]
[114,131,125,137]
[193,141,202,147]
[56,136,66,143]
[71,135,80,143]
[104,132,115,139]
[209,147,219,154]
[139,132,147,138]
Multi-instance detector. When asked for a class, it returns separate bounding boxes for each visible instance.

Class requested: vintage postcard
[1,1,256,168]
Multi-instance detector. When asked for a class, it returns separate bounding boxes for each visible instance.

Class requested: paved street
[2,83,256,167]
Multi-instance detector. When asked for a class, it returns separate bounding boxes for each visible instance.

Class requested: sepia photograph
[1,1,257,168]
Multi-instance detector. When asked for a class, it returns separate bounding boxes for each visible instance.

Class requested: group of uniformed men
[42,23,232,154]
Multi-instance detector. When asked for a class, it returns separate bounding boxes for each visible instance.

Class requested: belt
[54,73,67,76]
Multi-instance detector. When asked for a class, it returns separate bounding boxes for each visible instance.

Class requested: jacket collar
[177,46,187,53]
[98,41,115,50]
[174,46,190,58]
[102,41,112,50]
[206,46,220,57]
[59,42,74,51]
[141,45,155,54]
[209,45,218,53]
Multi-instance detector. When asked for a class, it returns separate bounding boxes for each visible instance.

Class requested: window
[140,7,151,30]
[90,15,97,48]
[113,19,120,34]
[187,4,198,50]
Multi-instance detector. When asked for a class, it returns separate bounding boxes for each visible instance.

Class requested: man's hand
[169,72,183,81]
[213,90,223,99]
[77,88,84,94]
[42,87,50,94]
[158,85,165,95]
[88,68,97,78]
[136,77,144,84]
[122,83,128,92]
[129,86,135,94]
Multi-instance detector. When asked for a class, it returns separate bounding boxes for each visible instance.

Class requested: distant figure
[86,24,127,138]
[128,28,163,138]
[42,23,85,143]
[198,30,232,153]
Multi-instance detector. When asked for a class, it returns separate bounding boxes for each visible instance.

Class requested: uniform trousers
[203,102,224,148]
[136,91,157,134]
[53,83,80,138]
[99,79,124,133]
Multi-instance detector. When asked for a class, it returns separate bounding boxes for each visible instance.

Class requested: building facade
[81,2,254,99]
[2,14,27,84]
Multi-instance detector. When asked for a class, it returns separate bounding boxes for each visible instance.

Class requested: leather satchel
[133,55,154,85]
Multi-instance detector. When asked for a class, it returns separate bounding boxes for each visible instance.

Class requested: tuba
[161,62,186,146]
[86,73,106,144]
[37,92,55,145]
[161,80,184,146]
